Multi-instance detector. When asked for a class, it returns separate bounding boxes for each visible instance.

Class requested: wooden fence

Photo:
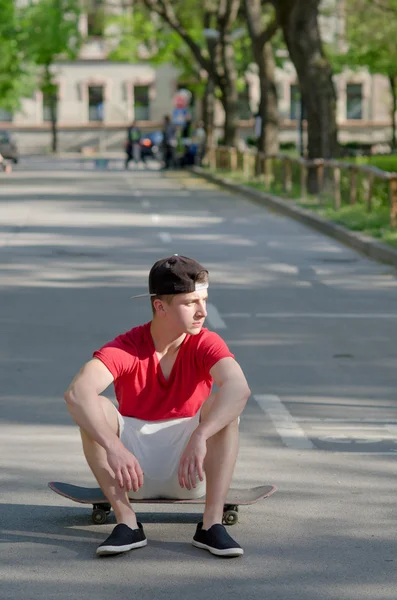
[208,146,397,228]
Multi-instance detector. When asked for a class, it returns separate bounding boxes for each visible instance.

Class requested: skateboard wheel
[223,510,238,526]
[92,508,108,525]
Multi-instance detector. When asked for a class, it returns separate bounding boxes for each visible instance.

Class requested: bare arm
[178,357,250,489]
[196,357,251,441]
[65,358,144,492]
[64,358,118,451]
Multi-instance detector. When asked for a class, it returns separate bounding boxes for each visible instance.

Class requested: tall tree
[273,0,339,165]
[0,0,32,115]
[335,0,397,150]
[139,0,242,146]
[244,0,279,155]
[21,0,81,152]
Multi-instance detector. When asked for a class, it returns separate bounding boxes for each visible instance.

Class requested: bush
[245,136,257,147]
[339,142,373,157]
[280,142,296,152]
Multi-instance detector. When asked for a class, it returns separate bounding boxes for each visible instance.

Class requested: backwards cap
[131,255,208,298]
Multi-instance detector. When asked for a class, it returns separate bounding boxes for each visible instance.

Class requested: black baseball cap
[131,255,209,298]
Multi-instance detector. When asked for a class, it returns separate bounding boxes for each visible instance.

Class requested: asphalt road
[1,157,397,600]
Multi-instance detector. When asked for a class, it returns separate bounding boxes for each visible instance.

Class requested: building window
[290,84,301,120]
[134,85,150,120]
[0,108,13,122]
[346,83,363,120]
[43,89,58,122]
[87,0,105,37]
[88,86,104,121]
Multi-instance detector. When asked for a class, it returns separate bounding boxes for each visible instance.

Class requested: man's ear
[153,298,165,315]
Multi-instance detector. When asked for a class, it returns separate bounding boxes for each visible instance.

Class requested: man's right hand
[106,441,144,492]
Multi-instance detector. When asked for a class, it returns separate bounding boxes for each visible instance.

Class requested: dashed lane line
[254,394,315,450]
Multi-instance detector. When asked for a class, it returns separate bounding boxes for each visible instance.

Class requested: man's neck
[150,320,186,355]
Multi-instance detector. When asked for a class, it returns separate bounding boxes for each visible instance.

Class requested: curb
[191,166,397,270]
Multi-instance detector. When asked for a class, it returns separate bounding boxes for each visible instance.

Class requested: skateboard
[48,481,276,526]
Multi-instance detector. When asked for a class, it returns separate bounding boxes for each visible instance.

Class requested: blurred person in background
[125,121,142,169]
[193,121,206,166]
[0,152,12,173]
[161,115,177,169]
[181,113,194,167]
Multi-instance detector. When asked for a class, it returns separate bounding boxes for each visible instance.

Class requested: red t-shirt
[93,322,234,421]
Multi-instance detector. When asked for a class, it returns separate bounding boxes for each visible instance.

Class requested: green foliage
[330,0,397,77]
[107,4,206,94]
[108,10,199,77]
[108,1,253,95]
[0,0,33,111]
[20,0,81,70]
[354,154,397,173]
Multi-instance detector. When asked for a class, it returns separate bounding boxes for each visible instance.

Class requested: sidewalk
[191,166,397,270]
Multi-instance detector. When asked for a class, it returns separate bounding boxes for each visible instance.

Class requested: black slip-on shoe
[96,523,147,556]
[192,522,244,557]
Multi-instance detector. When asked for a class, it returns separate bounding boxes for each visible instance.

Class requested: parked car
[0,130,19,163]
[140,131,163,160]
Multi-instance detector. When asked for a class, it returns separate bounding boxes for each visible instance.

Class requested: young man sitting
[64,255,251,558]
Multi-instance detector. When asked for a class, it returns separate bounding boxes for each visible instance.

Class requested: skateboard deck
[48,481,276,525]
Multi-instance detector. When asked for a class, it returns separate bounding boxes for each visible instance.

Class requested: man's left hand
[178,432,207,490]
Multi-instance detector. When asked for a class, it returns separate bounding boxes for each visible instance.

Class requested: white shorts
[117,411,206,500]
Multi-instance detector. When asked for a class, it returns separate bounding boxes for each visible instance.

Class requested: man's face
[160,288,208,335]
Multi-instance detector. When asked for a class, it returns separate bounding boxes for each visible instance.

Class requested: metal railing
[208,146,397,228]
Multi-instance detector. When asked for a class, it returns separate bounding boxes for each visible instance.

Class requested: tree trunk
[141,0,240,147]
[244,0,279,156]
[219,86,239,147]
[217,0,240,146]
[216,34,238,146]
[389,75,397,151]
[202,76,215,150]
[50,93,57,153]
[275,0,338,189]
[256,43,279,155]
[43,64,58,153]
[219,39,239,146]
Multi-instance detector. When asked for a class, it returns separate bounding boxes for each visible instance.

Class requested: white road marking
[309,425,393,431]
[254,394,315,449]
[151,214,160,223]
[158,232,172,243]
[221,313,397,320]
[316,437,392,444]
[206,303,227,329]
[255,313,397,319]
[337,451,397,455]
[294,417,397,423]
[141,199,150,207]
[258,407,397,451]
